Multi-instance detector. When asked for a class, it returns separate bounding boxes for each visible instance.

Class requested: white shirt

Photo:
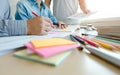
[53,0,78,21]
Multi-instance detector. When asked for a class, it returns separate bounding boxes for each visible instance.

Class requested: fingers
[57,21,68,29]
[84,9,91,14]
[43,20,51,27]
[59,24,67,29]
[44,25,52,32]
[43,18,53,30]
[43,17,53,25]
[40,18,53,34]
[40,29,48,35]
[42,17,55,29]
[27,16,53,35]
[61,24,68,29]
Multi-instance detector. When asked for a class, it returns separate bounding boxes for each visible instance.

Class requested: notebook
[25,42,79,58]
[31,38,76,48]
[14,49,73,66]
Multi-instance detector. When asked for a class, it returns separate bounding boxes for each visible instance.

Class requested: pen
[85,45,120,67]
[32,11,55,29]
[70,35,83,50]
[75,35,99,48]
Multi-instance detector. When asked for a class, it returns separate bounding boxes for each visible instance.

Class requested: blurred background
[9,0,120,19]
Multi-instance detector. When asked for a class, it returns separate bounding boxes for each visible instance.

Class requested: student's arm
[0,0,52,36]
[0,17,53,36]
[47,7,58,25]
[46,7,67,29]
[78,0,90,14]
[15,1,30,20]
[0,0,27,36]
[45,0,51,8]
[0,20,27,36]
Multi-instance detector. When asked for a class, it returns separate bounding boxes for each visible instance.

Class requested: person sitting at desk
[15,0,67,29]
[0,0,53,36]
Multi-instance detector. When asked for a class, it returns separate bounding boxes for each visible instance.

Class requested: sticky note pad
[25,43,79,58]
[14,49,73,66]
[31,38,76,48]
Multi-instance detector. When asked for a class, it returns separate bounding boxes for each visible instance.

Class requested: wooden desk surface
[0,48,120,75]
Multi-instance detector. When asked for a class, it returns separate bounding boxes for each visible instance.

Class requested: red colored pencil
[75,35,99,47]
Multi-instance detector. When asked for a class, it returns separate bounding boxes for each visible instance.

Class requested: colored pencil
[75,35,99,47]
[70,35,83,50]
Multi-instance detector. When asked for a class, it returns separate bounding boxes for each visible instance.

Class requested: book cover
[13,49,73,66]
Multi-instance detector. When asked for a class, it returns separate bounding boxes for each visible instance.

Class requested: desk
[0,25,119,75]
[0,48,120,75]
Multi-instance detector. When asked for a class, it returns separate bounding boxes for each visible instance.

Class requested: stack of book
[95,25,120,40]
[14,38,79,66]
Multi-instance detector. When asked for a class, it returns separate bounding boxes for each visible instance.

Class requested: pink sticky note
[25,43,79,58]
[26,48,35,54]
[25,43,35,54]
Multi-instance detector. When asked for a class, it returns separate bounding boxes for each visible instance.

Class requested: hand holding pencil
[27,16,53,35]
[23,2,54,35]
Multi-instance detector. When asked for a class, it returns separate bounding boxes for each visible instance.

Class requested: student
[45,0,90,21]
[15,0,67,29]
[0,0,53,36]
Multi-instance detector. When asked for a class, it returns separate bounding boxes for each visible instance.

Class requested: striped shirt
[0,0,27,36]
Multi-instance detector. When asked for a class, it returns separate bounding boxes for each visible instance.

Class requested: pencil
[94,37,120,51]
[70,35,83,50]
[96,37,120,50]
[32,12,39,17]
[108,43,120,50]
[105,42,120,54]
[71,35,86,45]
[90,38,115,50]
[75,35,99,48]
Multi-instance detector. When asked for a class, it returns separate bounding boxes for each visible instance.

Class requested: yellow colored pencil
[106,42,120,51]
[90,38,114,50]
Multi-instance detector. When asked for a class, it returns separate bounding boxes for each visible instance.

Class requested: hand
[82,9,91,14]
[56,21,68,29]
[27,16,52,35]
